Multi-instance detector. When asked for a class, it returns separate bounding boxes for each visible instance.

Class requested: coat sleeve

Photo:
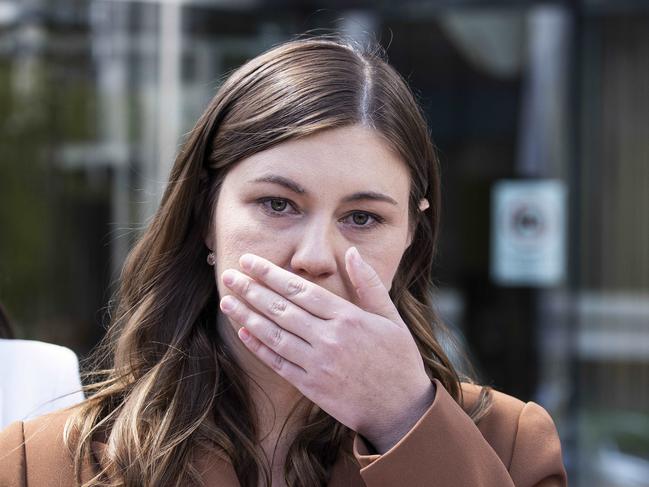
[0,421,27,487]
[352,380,567,487]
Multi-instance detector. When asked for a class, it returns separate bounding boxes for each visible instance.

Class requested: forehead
[224,125,410,199]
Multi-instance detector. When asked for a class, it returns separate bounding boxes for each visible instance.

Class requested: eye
[259,197,298,215]
[341,211,384,229]
[270,199,287,212]
[352,213,370,225]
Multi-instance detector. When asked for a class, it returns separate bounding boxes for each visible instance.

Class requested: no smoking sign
[491,180,567,286]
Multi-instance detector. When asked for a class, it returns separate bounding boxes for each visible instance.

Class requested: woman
[0,37,567,486]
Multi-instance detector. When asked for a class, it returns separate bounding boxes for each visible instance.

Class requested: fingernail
[350,247,364,267]
[222,270,236,286]
[220,295,236,312]
[238,327,250,341]
[240,254,254,271]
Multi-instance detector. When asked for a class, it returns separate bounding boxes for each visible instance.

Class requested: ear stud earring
[207,252,216,266]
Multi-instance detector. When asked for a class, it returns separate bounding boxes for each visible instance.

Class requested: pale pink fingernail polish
[238,327,250,341]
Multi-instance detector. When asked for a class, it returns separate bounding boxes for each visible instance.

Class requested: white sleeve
[22,342,85,420]
[51,346,85,409]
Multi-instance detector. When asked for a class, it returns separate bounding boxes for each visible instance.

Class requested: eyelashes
[257,197,385,230]
[261,197,296,215]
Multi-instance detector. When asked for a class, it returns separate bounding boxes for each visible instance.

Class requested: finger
[222,269,317,343]
[344,247,401,323]
[238,254,345,319]
[220,294,312,369]
[237,326,308,383]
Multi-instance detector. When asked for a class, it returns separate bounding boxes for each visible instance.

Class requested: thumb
[345,247,401,323]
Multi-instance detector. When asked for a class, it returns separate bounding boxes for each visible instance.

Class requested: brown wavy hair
[65,36,491,487]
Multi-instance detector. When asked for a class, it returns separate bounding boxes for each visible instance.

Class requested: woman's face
[208,124,412,312]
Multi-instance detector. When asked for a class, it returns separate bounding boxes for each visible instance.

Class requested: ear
[204,232,214,253]
[405,198,430,249]
[203,209,216,251]
[202,203,216,252]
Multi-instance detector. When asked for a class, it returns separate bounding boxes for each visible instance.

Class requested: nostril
[290,265,335,281]
[289,232,339,279]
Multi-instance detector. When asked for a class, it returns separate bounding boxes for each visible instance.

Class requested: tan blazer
[0,380,567,486]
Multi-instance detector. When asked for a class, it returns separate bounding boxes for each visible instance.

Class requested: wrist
[363,380,437,454]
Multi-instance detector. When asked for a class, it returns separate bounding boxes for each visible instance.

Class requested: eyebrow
[342,191,398,206]
[250,175,305,194]
[249,174,399,206]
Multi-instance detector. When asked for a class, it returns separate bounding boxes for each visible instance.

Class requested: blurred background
[1,0,648,485]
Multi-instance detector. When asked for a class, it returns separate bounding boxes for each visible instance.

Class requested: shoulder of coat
[459,382,527,470]
[23,406,77,437]
[22,406,85,485]
[460,382,526,416]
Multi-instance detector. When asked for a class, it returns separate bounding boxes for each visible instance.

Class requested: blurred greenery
[581,411,649,460]
[0,53,108,352]
[0,59,52,326]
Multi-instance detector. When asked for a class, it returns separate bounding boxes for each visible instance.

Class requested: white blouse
[0,339,85,430]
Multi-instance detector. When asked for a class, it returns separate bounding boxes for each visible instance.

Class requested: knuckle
[339,313,362,329]
[320,332,340,351]
[268,326,283,348]
[366,272,384,289]
[248,336,260,352]
[230,303,247,323]
[317,355,337,379]
[233,306,248,323]
[271,353,284,371]
[240,277,252,296]
[256,260,270,277]
[286,278,307,297]
[247,315,263,330]
[269,299,288,316]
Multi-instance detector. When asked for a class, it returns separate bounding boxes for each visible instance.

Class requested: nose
[289,220,338,280]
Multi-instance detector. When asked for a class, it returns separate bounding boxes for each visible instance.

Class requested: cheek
[359,235,409,292]
[371,256,405,292]
[213,207,294,291]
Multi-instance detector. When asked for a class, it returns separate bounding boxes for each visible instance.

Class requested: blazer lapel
[327,451,366,487]
[194,448,366,486]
